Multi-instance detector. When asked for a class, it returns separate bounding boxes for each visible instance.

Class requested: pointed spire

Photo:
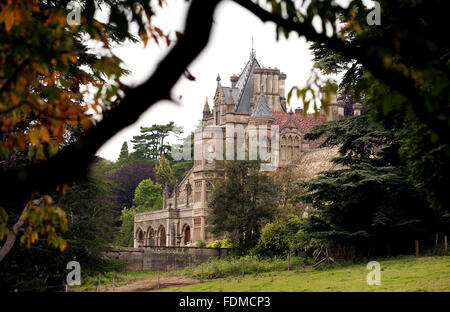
[250,36,255,59]
[203,97,210,113]
[251,84,272,118]
[203,97,210,119]
[216,74,221,82]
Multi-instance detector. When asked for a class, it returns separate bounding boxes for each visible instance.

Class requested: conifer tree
[299,115,446,256]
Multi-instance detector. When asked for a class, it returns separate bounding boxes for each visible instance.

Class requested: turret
[320,86,344,121]
[203,97,211,119]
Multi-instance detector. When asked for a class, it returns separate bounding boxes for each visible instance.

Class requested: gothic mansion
[133,51,360,248]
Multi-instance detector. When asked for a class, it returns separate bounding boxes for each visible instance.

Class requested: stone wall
[107,247,229,272]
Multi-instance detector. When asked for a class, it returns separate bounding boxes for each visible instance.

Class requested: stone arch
[146,226,155,247]
[182,223,191,245]
[288,135,293,161]
[136,228,144,247]
[157,225,166,247]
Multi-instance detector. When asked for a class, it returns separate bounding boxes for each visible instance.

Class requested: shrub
[181,255,306,279]
[256,215,303,257]
[196,240,206,248]
[206,239,234,249]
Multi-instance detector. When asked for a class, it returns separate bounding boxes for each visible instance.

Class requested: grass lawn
[154,256,450,292]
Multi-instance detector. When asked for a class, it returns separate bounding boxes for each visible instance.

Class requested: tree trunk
[0,205,27,262]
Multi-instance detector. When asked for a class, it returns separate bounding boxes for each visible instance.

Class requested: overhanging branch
[0,0,221,205]
[232,0,442,129]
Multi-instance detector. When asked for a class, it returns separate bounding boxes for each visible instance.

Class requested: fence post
[436,233,439,247]
[415,240,419,257]
[242,258,245,276]
[97,275,100,292]
[445,236,448,250]
[157,271,160,289]
[288,252,291,271]
[112,276,115,292]
[201,264,203,283]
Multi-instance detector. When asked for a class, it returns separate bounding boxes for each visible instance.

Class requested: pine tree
[207,160,278,248]
[155,154,175,187]
[299,115,446,256]
[116,141,130,167]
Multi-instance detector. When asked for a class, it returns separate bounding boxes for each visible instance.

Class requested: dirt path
[114,276,200,292]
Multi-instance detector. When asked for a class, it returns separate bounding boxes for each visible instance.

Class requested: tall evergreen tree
[155,154,175,187]
[131,122,182,160]
[116,141,130,167]
[299,115,446,256]
[207,161,278,247]
[0,161,121,291]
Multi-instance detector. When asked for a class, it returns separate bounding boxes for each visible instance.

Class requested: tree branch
[0,0,221,205]
[232,0,445,132]
[0,204,27,262]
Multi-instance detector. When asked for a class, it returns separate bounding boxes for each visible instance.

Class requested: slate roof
[219,53,260,113]
[251,93,272,117]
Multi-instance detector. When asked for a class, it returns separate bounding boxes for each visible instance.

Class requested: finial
[216,74,221,82]
[203,97,210,114]
[289,107,293,114]
[251,36,255,58]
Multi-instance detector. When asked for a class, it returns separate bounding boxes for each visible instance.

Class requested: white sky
[96,0,317,161]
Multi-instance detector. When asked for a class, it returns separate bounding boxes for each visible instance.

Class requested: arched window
[158,225,166,247]
[146,227,154,247]
[206,182,213,202]
[136,229,144,247]
[281,135,287,161]
[288,136,293,161]
[294,136,300,159]
[185,182,192,206]
[183,225,191,245]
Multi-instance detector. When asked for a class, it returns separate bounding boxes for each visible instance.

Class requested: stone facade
[134,50,353,248]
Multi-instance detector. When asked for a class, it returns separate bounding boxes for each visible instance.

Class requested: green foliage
[180,255,305,280]
[0,162,122,290]
[172,160,194,182]
[115,206,136,248]
[207,160,278,247]
[131,122,182,160]
[308,1,450,212]
[116,141,130,167]
[155,154,175,187]
[299,115,446,255]
[206,239,234,249]
[196,240,206,248]
[133,179,162,212]
[163,256,450,292]
[256,215,303,257]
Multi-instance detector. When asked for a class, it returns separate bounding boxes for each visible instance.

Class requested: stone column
[201,180,206,208]
[166,219,171,247]
[279,74,286,98]
[200,216,206,241]
[273,72,279,94]
[254,69,261,94]
[267,73,272,94]
[174,220,179,246]
[261,72,267,96]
